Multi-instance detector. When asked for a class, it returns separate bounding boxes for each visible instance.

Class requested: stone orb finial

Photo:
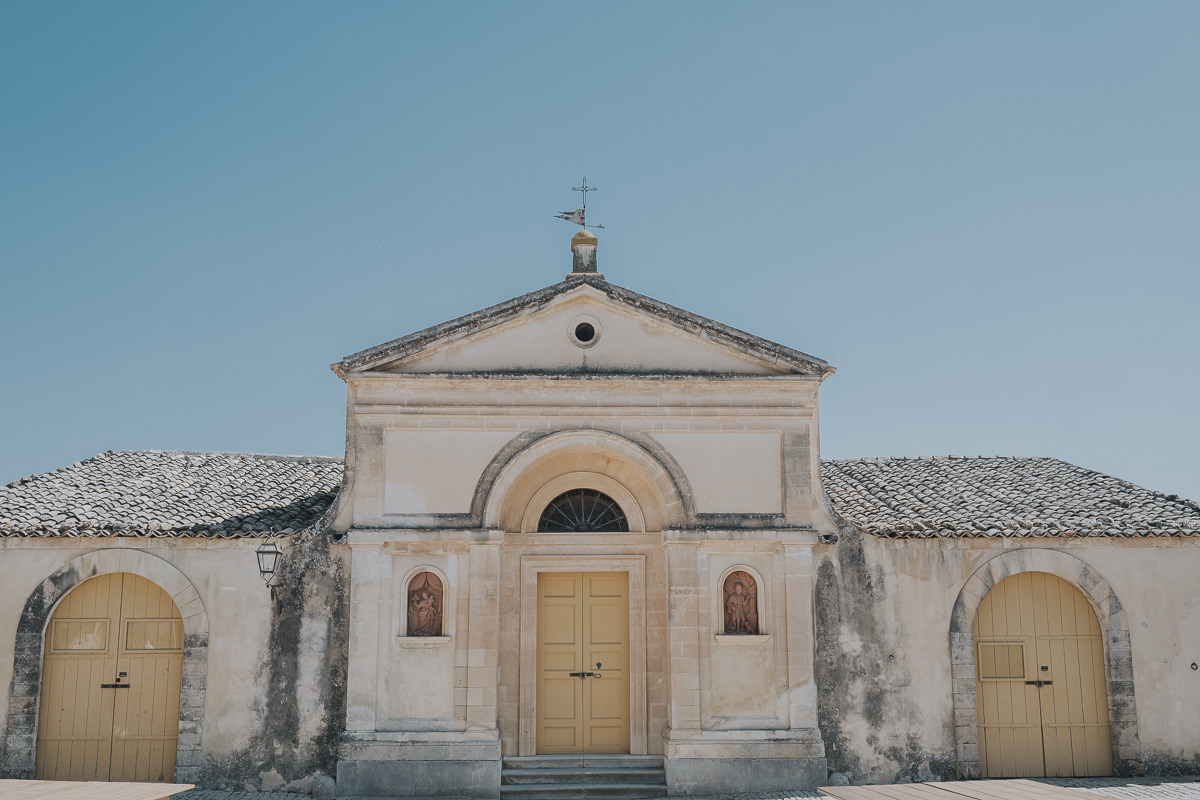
[568,229,601,278]
[571,229,598,247]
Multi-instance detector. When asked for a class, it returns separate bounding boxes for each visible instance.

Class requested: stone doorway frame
[4,548,209,782]
[948,548,1139,778]
[518,555,647,756]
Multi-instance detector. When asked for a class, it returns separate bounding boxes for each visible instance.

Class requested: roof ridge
[107,448,343,460]
[334,277,833,377]
[821,455,1060,463]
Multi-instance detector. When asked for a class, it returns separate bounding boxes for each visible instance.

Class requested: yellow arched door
[36,572,184,782]
[974,572,1112,777]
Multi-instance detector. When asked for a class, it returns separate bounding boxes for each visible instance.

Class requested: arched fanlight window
[537,488,629,533]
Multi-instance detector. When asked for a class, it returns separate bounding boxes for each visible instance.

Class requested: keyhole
[595,662,602,670]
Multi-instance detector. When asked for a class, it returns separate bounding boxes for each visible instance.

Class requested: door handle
[569,661,604,679]
[1024,680,1053,687]
[102,672,130,689]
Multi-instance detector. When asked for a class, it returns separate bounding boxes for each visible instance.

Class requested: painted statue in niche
[407,572,443,636]
[723,571,759,635]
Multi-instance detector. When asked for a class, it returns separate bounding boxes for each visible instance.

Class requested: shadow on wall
[196,533,349,793]
[814,526,956,785]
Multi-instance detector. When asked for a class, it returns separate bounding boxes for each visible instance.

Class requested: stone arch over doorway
[480,429,690,532]
[5,549,208,782]
[949,549,1139,778]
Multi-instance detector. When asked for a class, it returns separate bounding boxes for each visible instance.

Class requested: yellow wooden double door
[975,572,1112,777]
[36,573,184,782]
[536,572,630,754]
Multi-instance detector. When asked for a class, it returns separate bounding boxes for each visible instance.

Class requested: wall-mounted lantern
[256,536,283,590]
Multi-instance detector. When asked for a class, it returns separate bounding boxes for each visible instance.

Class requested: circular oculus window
[568,314,602,348]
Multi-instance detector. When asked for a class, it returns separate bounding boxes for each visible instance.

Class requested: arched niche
[481,429,686,532]
[720,568,762,635]
[948,549,1139,778]
[403,569,446,637]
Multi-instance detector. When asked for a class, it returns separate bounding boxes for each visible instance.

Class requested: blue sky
[2,2,1197,499]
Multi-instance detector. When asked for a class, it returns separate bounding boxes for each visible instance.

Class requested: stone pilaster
[465,543,500,731]
[782,540,819,729]
[664,539,702,734]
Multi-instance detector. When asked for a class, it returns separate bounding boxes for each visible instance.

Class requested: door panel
[582,573,628,753]
[36,573,183,782]
[36,574,122,781]
[974,572,1043,777]
[538,573,585,752]
[536,572,629,754]
[975,572,1111,778]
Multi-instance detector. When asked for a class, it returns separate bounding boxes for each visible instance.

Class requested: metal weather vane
[554,177,605,229]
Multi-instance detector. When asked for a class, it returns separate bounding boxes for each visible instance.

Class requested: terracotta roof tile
[4,451,1197,540]
[0,451,342,538]
[821,456,1200,539]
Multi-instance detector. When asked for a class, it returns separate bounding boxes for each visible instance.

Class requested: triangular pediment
[333,277,833,379]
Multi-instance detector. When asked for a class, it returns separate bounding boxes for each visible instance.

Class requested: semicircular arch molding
[948,548,1139,778]
[481,429,687,532]
[6,549,208,782]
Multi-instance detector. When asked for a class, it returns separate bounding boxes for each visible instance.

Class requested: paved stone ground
[678,778,1200,800]
[172,777,1200,800]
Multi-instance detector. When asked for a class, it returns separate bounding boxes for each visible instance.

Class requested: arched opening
[480,429,689,532]
[35,572,184,782]
[974,571,1112,777]
[537,489,629,532]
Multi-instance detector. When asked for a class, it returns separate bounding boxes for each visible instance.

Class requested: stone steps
[501,754,667,800]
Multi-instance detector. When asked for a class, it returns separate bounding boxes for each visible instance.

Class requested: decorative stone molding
[3,548,209,782]
[481,428,688,532]
[516,554,647,756]
[948,548,1139,778]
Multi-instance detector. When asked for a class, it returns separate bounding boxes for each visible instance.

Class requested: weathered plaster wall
[0,535,348,792]
[814,528,958,784]
[195,534,349,792]
[814,530,1200,783]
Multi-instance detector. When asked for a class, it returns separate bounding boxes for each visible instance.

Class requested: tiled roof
[4,451,1197,540]
[821,456,1200,539]
[0,451,342,538]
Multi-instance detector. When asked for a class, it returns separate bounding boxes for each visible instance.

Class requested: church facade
[1,232,1198,795]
